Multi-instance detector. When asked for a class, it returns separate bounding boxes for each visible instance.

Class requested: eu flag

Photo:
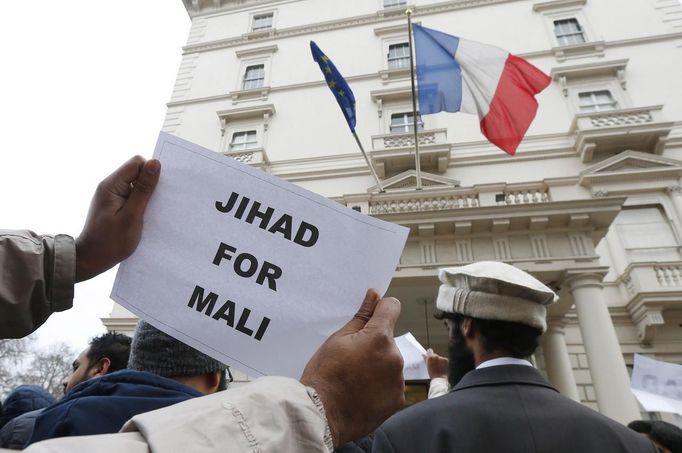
[310,41,356,131]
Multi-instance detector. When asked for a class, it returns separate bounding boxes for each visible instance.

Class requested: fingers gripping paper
[112,132,408,379]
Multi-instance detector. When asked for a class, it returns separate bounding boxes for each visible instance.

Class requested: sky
[0,2,190,349]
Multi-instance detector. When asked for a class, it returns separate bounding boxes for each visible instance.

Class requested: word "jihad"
[215,192,319,248]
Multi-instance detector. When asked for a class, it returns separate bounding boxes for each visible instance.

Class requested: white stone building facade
[105,0,682,425]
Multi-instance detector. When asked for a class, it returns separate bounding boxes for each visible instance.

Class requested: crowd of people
[1,155,681,452]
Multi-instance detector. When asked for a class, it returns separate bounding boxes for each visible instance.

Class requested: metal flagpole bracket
[406,9,423,191]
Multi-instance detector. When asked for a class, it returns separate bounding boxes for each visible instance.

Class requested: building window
[387,43,410,69]
[384,0,407,7]
[230,130,258,151]
[252,13,273,32]
[578,90,618,113]
[242,64,265,90]
[553,18,586,46]
[390,112,423,133]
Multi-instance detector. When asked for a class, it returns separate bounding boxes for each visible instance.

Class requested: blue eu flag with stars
[310,41,356,131]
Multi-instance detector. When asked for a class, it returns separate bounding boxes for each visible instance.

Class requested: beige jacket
[17,377,333,453]
[427,377,449,399]
[0,230,75,339]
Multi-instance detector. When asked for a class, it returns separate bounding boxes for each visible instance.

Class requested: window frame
[229,130,259,151]
[247,9,277,34]
[577,89,618,113]
[537,6,595,49]
[241,63,266,91]
[387,42,411,69]
[389,111,424,133]
[251,12,274,32]
[566,79,630,115]
[553,18,586,47]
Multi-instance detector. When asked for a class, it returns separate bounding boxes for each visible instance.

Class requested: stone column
[540,318,580,401]
[666,185,682,239]
[564,269,640,424]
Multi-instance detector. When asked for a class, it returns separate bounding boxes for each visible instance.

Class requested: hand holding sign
[76,156,161,282]
[301,289,404,447]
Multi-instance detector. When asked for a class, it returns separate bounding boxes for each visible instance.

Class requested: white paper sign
[631,354,682,416]
[395,332,430,381]
[112,132,408,379]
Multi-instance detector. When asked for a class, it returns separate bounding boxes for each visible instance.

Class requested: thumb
[123,159,161,218]
[364,297,401,336]
[338,289,380,333]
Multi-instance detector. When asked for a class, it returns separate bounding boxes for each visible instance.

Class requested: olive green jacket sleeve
[0,230,75,339]
[21,377,333,453]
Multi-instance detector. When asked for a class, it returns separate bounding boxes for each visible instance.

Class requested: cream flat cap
[436,261,558,332]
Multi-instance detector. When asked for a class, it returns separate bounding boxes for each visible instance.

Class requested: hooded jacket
[28,370,202,445]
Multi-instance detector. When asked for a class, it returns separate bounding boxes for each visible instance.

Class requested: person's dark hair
[630,420,682,452]
[435,311,542,358]
[628,420,652,434]
[86,332,132,372]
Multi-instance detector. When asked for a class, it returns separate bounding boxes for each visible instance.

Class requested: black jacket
[372,365,657,453]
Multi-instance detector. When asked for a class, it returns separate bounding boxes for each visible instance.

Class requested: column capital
[559,267,610,292]
[666,185,682,196]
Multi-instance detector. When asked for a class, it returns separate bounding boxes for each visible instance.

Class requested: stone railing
[369,192,479,215]
[590,110,653,128]
[372,129,447,151]
[222,147,268,166]
[570,105,664,133]
[654,264,682,287]
[226,151,254,163]
[504,188,549,205]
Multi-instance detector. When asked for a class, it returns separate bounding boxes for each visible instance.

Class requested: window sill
[551,40,605,62]
[378,66,412,83]
[229,86,271,104]
[242,29,276,41]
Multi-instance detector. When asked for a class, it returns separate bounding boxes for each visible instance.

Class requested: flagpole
[352,130,385,193]
[406,9,423,191]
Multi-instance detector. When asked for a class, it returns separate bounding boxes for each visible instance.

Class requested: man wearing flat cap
[371,261,657,453]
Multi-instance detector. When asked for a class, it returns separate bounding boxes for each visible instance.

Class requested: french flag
[413,25,551,155]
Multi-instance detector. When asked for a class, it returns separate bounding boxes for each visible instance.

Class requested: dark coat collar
[452,364,559,393]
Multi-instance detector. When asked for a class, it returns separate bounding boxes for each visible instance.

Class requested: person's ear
[206,371,221,394]
[461,318,475,339]
[90,357,112,377]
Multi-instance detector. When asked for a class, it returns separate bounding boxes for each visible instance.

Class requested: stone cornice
[265,133,576,181]
[182,2,682,58]
[182,0,520,54]
[532,0,586,13]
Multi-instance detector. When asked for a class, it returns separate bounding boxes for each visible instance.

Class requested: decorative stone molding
[591,189,609,198]
[635,309,666,344]
[504,188,550,205]
[550,59,629,97]
[533,0,586,13]
[369,191,479,214]
[570,105,672,162]
[370,130,451,177]
[560,268,610,291]
[183,0,515,51]
[228,86,272,104]
[217,104,276,133]
[666,185,682,196]
[235,44,278,58]
[222,147,269,167]
[551,40,605,62]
